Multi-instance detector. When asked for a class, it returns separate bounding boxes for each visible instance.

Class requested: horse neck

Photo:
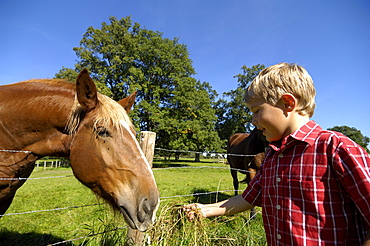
[248,129,267,153]
[0,150,38,177]
[0,81,75,158]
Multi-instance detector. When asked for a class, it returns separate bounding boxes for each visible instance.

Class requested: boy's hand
[182,203,205,221]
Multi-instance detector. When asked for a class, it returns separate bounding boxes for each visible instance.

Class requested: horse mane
[16,79,134,135]
[66,93,134,135]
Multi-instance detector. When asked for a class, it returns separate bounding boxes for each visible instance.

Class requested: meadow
[0,158,266,245]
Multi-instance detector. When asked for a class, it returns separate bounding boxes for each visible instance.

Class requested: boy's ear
[281,94,296,112]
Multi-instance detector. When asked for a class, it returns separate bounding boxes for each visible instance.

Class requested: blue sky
[1,0,369,143]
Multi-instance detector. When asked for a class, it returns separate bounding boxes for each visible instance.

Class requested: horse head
[67,69,159,231]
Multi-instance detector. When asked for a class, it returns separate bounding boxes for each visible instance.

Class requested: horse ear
[118,91,137,113]
[76,69,98,112]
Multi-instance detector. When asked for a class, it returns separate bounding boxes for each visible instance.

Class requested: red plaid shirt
[242,121,370,245]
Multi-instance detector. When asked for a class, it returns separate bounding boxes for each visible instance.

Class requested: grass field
[0,158,266,245]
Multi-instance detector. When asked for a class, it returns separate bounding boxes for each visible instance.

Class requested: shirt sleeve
[331,134,370,227]
[242,164,263,206]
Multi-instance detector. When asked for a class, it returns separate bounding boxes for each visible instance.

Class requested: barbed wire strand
[155,147,256,157]
[0,147,257,181]
[4,190,250,245]
[1,189,244,217]
[0,165,256,181]
[0,149,32,154]
[0,175,74,181]
[48,207,261,246]
[0,203,101,217]
[47,190,258,246]
[0,147,255,157]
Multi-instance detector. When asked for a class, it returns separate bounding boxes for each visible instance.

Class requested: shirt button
[276,177,281,182]
[276,205,281,210]
[277,234,282,240]
[278,154,284,158]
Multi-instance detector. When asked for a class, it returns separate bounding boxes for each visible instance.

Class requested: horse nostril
[138,197,156,223]
[143,199,151,213]
[137,198,147,223]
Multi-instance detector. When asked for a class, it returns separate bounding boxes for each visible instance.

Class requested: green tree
[157,79,223,161]
[328,125,370,152]
[54,67,78,81]
[55,67,111,96]
[216,64,265,140]
[55,16,222,160]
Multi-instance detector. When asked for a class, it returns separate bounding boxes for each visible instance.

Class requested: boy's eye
[252,110,259,115]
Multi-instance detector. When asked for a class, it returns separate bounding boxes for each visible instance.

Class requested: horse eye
[96,127,111,138]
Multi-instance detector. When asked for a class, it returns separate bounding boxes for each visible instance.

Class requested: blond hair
[67,93,134,135]
[245,62,316,117]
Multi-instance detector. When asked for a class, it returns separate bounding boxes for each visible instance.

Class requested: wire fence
[0,149,32,154]
[0,187,246,218]
[0,147,257,245]
[0,166,255,182]
[46,209,262,246]
[154,147,257,157]
[2,187,252,246]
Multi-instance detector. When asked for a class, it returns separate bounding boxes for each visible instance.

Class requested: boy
[183,63,370,245]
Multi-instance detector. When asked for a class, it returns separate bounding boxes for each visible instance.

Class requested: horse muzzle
[119,194,160,232]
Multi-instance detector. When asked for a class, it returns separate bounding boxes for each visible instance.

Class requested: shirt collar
[269,120,322,151]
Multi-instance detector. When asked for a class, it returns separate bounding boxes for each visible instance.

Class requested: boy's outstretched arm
[363,231,370,246]
[183,194,254,220]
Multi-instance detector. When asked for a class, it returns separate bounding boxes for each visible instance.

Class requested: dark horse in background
[227,128,268,218]
[0,69,159,232]
[227,128,268,195]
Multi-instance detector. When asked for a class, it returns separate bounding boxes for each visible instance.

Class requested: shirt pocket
[286,178,327,213]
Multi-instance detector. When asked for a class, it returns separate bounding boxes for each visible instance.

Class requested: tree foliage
[328,125,370,152]
[215,64,265,140]
[55,16,222,159]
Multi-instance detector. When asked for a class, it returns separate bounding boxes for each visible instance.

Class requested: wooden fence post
[125,131,156,246]
[139,131,156,168]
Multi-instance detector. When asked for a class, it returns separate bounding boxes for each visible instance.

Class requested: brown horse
[0,69,159,232]
[227,128,268,196]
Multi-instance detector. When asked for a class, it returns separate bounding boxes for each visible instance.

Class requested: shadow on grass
[153,159,192,168]
[153,163,191,168]
[190,188,233,204]
[153,157,225,168]
[0,228,73,246]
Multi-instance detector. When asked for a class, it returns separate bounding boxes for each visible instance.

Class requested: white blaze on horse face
[118,120,160,223]
[119,119,154,175]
